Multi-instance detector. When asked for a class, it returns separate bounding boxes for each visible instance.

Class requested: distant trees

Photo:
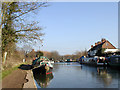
[63,54,79,60]
[75,49,87,58]
[50,51,60,60]
[36,51,43,58]
[63,54,71,60]
[25,50,43,63]
[42,50,88,61]
[42,51,52,59]
[43,51,60,61]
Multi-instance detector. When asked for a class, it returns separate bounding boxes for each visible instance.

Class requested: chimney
[91,45,93,48]
[97,41,101,45]
[101,38,106,43]
[32,49,34,52]
[95,43,97,46]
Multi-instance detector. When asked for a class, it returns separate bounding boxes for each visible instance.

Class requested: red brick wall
[102,41,116,49]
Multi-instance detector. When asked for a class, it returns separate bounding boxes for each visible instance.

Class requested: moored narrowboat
[80,56,107,66]
[32,56,53,75]
[66,59,73,62]
[33,70,53,88]
[108,55,120,67]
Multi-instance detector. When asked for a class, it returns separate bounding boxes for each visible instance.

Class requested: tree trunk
[3,52,7,64]
[0,2,2,72]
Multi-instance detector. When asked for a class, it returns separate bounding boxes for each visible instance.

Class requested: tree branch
[10,2,47,21]
[2,2,48,25]
[15,28,42,33]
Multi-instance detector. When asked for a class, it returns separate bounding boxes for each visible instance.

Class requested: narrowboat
[66,59,73,62]
[50,60,54,64]
[33,70,53,88]
[108,55,120,67]
[32,56,53,75]
[80,56,107,66]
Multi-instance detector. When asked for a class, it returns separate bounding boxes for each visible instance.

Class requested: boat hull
[80,56,108,67]
[32,65,53,75]
[82,61,107,67]
[108,63,120,67]
[108,56,120,67]
[33,72,53,88]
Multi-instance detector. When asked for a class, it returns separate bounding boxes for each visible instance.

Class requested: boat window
[111,57,120,63]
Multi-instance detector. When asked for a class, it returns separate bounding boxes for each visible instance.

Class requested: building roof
[88,39,116,52]
[105,40,116,49]
[88,42,105,52]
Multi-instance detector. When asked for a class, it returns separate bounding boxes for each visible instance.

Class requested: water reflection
[33,73,54,88]
[33,62,120,88]
[96,67,112,87]
[82,65,119,88]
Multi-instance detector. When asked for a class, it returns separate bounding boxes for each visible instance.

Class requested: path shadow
[18,64,33,70]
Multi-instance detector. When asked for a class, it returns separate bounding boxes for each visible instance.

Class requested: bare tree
[1,2,48,65]
[50,51,60,60]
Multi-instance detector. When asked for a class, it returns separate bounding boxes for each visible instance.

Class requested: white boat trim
[97,63,107,65]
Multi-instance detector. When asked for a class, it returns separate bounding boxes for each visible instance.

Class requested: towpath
[2,64,36,89]
[2,69,27,88]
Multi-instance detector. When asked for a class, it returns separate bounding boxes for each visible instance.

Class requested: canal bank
[23,70,37,88]
[2,68,37,89]
[2,69,27,88]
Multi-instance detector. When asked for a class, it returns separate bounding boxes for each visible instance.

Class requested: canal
[33,62,120,88]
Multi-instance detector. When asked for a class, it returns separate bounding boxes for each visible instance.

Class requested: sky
[24,2,118,55]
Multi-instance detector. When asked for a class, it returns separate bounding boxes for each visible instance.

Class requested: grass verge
[2,62,30,79]
[2,65,19,79]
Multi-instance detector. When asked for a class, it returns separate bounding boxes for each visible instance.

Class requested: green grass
[2,65,19,79]
[2,62,30,79]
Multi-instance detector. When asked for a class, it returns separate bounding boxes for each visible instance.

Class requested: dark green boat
[33,72,53,88]
[32,56,53,75]
[108,55,120,67]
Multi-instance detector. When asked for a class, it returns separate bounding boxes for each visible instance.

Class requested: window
[106,43,108,46]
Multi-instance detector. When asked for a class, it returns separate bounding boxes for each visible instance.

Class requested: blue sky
[28,2,118,55]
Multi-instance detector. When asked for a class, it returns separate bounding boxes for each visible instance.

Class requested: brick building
[88,38,116,57]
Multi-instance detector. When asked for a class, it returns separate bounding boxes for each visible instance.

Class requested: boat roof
[110,55,120,58]
[40,56,49,60]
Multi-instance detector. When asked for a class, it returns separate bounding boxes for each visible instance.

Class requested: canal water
[33,62,120,88]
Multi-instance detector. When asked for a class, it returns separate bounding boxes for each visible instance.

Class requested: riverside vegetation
[1,2,87,79]
[1,2,48,71]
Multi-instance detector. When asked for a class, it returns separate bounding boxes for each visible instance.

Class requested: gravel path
[2,69,37,89]
[2,69,27,88]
